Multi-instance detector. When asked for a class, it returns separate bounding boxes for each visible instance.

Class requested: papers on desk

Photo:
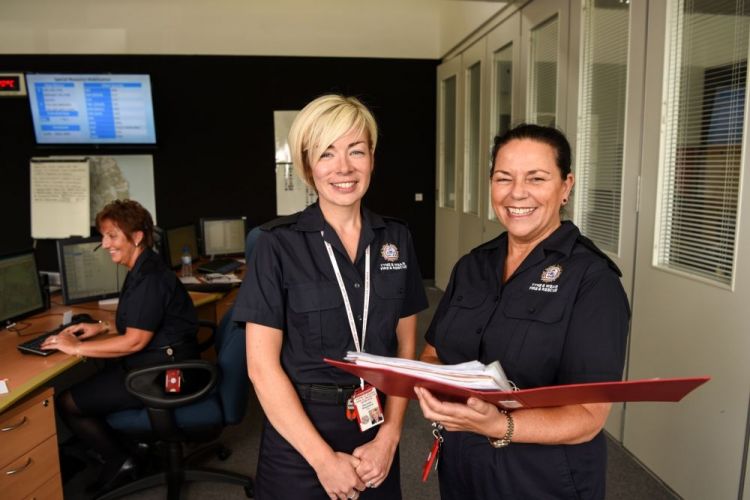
[0,379,8,395]
[179,274,241,285]
[203,273,242,284]
[343,351,515,391]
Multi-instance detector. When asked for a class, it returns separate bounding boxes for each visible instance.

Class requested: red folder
[324,358,710,409]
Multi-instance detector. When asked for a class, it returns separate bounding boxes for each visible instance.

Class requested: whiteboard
[30,158,91,239]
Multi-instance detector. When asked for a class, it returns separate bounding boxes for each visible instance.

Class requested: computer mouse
[71,313,96,324]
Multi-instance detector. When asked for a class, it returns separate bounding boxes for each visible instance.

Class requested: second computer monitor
[0,251,47,327]
[165,224,199,268]
[200,217,247,258]
[57,236,125,305]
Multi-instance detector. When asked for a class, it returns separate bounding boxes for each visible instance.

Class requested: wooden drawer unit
[24,473,63,500]
[1,435,60,499]
[0,387,56,469]
[0,387,61,499]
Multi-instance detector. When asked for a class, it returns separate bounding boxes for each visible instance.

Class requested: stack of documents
[344,352,515,391]
[328,354,710,409]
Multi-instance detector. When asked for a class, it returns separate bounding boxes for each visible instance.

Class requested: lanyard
[321,232,370,355]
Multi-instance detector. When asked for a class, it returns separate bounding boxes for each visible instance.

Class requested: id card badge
[351,385,384,432]
[165,369,182,393]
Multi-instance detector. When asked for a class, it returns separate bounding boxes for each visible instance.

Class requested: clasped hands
[318,436,396,500]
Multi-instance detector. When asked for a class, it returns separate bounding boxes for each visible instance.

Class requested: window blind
[576,0,630,254]
[657,0,749,286]
[529,15,558,127]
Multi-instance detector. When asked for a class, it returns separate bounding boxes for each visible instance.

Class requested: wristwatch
[487,409,514,448]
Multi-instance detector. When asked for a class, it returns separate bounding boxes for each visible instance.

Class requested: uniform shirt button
[354,282,361,288]
[357,314,363,322]
[528,307,536,313]
[475,328,482,334]
[457,295,463,302]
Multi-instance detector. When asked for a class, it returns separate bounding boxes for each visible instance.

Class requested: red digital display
[0,76,20,91]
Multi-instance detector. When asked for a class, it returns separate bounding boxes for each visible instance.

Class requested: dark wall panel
[0,55,437,278]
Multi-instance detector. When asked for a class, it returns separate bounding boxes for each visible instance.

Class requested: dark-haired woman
[415,124,630,499]
[43,199,199,492]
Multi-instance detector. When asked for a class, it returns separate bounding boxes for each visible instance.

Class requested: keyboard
[197,258,242,275]
[17,327,64,356]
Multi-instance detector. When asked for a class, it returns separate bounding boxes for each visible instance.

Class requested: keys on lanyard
[422,422,444,482]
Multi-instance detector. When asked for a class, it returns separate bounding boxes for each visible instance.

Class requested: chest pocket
[500,292,568,383]
[434,289,492,363]
[287,282,344,356]
[372,273,406,300]
[503,294,566,324]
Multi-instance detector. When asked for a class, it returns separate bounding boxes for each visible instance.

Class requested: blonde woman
[234,95,428,500]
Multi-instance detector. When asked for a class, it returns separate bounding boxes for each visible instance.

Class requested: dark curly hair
[95,199,155,248]
[490,123,572,179]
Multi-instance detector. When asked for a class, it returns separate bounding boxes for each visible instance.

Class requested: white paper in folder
[30,158,91,239]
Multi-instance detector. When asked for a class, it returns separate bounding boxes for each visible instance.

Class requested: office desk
[0,291,221,413]
[0,291,224,499]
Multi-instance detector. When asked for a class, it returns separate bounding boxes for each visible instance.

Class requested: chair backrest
[212,224,259,424]
[215,306,249,425]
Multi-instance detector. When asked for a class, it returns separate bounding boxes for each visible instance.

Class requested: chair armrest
[197,319,217,352]
[125,361,218,409]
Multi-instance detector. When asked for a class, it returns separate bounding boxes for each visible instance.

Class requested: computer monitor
[200,217,247,258]
[0,251,47,327]
[57,236,125,305]
[25,73,157,145]
[165,224,199,268]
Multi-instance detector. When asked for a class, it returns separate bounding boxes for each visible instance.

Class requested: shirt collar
[296,201,384,264]
[295,201,386,232]
[476,220,579,258]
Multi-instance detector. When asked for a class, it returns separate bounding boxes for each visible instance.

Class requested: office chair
[101,315,253,500]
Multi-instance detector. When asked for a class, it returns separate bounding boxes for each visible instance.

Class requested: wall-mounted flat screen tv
[26,73,156,145]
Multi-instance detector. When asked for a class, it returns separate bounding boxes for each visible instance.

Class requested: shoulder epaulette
[260,213,299,231]
[577,234,623,277]
[382,215,408,227]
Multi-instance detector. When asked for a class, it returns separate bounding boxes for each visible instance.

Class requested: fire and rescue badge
[380,243,399,262]
[540,264,563,283]
[379,243,406,271]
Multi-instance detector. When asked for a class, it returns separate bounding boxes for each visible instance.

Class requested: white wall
[0,0,505,59]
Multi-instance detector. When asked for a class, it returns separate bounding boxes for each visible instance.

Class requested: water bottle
[180,246,193,277]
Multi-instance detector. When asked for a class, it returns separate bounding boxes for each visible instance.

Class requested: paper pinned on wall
[30,158,91,239]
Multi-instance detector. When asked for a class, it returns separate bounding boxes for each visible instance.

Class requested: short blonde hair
[289,94,378,190]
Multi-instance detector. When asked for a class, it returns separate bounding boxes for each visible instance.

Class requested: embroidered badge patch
[540,264,563,283]
[380,243,399,262]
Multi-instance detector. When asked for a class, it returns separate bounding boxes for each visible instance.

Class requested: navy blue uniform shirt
[426,221,630,500]
[116,248,198,356]
[233,202,428,385]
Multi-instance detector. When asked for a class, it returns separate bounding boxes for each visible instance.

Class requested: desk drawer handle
[5,457,32,476]
[0,416,27,432]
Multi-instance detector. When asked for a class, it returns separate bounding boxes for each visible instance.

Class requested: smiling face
[99,219,143,269]
[311,128,373,212]
[491,138,574,246]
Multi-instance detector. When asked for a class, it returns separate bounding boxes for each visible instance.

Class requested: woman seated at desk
[42,199,199,493]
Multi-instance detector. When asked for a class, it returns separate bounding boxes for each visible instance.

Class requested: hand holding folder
[324,354,709,410]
